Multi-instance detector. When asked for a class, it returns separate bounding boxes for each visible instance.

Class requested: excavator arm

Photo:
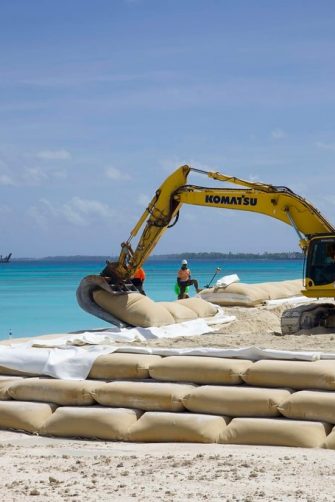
[102,165,334,283]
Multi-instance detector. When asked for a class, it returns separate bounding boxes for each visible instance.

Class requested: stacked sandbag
[92,290,218,327]
[182,386,292,417]
[40,406,142,440]
[149,356,253,384]
[128,412,230,443]
[220,418,330,448]
[7,378,99,405]
[0,401,57,433]
[88,353,162,380]
[278,390,335,423]
[92,381,195,411]
[199,279,303,306]
[242,360,335,390]
[1,351,335,448]
[0,376,25,400]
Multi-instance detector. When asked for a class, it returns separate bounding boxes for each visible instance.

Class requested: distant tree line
[16,251,304,262]
[147,251,304,261]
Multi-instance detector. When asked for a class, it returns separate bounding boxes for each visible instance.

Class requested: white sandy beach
[1,303,335,501]
[0,430,334,501]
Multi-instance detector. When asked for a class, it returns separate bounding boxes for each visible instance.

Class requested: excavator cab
[304,236,335,293]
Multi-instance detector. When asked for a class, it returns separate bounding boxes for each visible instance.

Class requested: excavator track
[281,302,335,335]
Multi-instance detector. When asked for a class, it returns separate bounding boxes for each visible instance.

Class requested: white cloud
[33,196,115,227]
[21,165,68,185]
[36,149,72,160]
[316,142,335,151]
[27,205,48,228]
[0,174,15,185]
[105,167,131,181]
[22,167,48,185]
[271,129,287,140]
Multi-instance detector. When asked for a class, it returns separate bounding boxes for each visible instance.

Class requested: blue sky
[1,0,335,257]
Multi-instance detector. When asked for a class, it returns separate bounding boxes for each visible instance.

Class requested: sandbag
[278,390,335,424]
[92,381,195,411]
[0,401,57,433]
[0,376,25,400]
[242,360,335,390]
[200,279,302,307]
[88,353,162,380]
[177,298,218,318]
[92,290,218,327]
[149,356,252,385]
[40,406,142,440]
[7,378,98,406]
[92,290,175,327]
[128,412,230,443]
[183,386,292,417]
[158,302,198,322]
[220,417,330,448]
[0,365,37,377]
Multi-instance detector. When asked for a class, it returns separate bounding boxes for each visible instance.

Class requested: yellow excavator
[77,165,335,334]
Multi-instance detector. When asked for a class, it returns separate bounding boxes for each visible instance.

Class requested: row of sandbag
[2,376,335,424]
[2,353,335,391]
[199,279,303,307]
[0,399,334,448]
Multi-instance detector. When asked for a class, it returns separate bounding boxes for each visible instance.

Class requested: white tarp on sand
[1,342,335,380]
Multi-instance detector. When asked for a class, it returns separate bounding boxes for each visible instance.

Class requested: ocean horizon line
[9,251,304,262]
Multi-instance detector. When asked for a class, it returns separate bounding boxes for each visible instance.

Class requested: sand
[2,302,335,500]
[1,431,335,501]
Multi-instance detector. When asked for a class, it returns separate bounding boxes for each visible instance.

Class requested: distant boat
[0,253,12,263]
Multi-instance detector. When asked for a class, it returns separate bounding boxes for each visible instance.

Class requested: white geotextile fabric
[0,343,335,380]
[264,296,317,306]
[216,274,240,287]
[1,305,334,380]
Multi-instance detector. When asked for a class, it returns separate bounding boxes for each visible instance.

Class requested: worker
[130,267,146,295]
[177,259,201,300]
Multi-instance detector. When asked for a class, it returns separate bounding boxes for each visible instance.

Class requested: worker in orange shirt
[130,267,146,295]
[177,259,201,299]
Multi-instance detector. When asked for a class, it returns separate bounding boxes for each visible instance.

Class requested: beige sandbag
[93,290,174,327]
[0,365,37,377]
[278,390,335,424]
[159,302,197,322]
[242,360,335,390]
[8,378,98,406]
[183,386,292,417]
[0,401,57,433]
[40,406,142,440]
[128,412,230,443]
[220,417,330,448]
[200,279,302,307]
[0,376,24,401]
[149,356,252,385]
[176,298,218,318]
[92,381,195,411]
[325,426,335,449]
[88,353,162,380]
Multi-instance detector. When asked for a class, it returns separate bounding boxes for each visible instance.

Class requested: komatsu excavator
[77,165,335,334]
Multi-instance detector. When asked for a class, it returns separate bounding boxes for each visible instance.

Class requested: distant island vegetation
[15,251,304,262]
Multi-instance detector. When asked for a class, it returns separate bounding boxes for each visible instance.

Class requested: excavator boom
[105,165,334,284]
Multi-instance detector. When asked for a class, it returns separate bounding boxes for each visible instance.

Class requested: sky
[1,0,335,258]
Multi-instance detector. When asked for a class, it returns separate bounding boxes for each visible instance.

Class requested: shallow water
[0,259,304,340]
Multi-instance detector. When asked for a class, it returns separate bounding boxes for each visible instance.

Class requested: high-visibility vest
[177,268,190,281]
[133,268,146,281]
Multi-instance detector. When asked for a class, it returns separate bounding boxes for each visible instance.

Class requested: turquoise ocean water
[0,259,304,340]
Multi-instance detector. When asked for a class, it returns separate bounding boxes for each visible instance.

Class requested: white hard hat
[181,259,188,265]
